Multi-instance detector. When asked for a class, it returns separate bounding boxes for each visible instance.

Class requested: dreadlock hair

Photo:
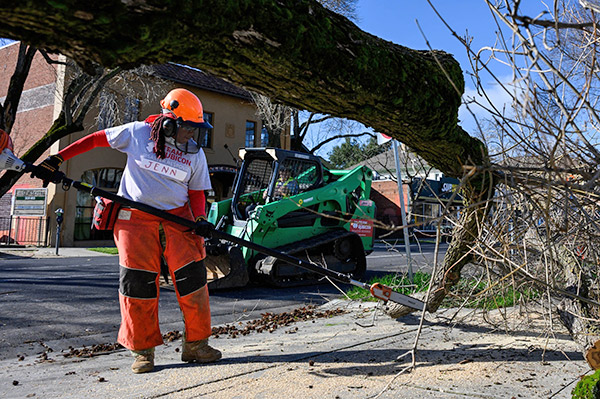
[149,114,173,159]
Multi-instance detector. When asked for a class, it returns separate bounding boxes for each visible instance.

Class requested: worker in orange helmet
[33,88,221,373]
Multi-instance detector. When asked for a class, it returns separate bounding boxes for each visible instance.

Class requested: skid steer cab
[205,147,376,289]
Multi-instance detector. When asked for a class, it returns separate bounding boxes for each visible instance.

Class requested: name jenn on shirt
[137,157,188,181]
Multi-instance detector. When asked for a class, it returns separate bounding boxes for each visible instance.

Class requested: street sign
[11,188,48,217]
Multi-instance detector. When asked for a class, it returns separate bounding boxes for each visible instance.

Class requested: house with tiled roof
[0,43,289,246]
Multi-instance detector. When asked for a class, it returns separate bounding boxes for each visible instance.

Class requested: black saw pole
[71,177,366,281]
[72,178,357,283]
[33,167,425,311]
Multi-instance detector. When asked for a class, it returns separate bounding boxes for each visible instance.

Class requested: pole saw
[0,141,425,311]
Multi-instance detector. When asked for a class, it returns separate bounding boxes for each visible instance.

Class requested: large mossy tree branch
[0,0,486,177]
[0,1,493,325]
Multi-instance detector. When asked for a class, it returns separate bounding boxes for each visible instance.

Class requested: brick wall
[370,180,410,236]
[0,192,11,218]
[0,42,58,94]
[0,42,58,219]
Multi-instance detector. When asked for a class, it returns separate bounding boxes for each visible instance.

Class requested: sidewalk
[0,246,115,258]
[0,299,589,399]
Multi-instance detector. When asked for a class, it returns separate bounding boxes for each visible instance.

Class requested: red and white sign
[349,219,374,237]
[377,133,392,145]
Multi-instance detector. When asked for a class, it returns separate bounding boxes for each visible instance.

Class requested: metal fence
[0,216,49,246]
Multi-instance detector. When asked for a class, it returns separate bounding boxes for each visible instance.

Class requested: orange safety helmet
[160,88,212,128]
[0,129,14,152]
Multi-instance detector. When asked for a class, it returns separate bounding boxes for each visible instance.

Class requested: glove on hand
[31,155,65,188]
[194,216,215,238]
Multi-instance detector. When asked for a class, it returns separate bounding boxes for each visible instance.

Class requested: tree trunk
[385,176,493,318]
[267,131,281,148]
[0,0,495,339]
[3,0,600,375]
[0,0,491,314]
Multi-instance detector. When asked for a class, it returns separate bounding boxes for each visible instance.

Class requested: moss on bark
[572,370,600,399]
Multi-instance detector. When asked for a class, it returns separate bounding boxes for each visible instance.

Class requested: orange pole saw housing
[0,129,14,152]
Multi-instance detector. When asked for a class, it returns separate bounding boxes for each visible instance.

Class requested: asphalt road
[0,241,446,361]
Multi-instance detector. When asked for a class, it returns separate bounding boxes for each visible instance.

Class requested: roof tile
[152,63,252,101]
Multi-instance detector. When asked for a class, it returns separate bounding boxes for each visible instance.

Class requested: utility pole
[392,140,413,283]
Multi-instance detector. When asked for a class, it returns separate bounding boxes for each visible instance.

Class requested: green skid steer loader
[205,148,376,289]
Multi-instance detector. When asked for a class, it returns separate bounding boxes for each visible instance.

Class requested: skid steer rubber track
[252,230,366,288]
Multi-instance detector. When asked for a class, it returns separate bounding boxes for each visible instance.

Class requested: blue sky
[357,0,515,129]
[356,1,500,73]
[317,0,526,153]
[312,1,512,157]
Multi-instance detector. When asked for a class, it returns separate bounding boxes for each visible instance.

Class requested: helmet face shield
[173,120,207,154]
[175,138,200,154]
[159,88,213,154]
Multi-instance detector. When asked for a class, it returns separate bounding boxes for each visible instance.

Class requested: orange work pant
[113,205,211,351]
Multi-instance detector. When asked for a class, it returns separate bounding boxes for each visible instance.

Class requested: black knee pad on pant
[119,265,158,299]
[174,260,207,296]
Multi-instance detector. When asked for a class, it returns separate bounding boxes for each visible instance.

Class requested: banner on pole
[377,133,392,145]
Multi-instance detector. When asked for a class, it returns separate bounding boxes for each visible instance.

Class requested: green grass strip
[346,271,430,302]
[346,272,541,310]
[87,247,118,255]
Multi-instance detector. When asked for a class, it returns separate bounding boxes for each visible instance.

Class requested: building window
[74,168,123,241]
[260,124,269,147]
[200,112,213,148]
[246,121,256,147]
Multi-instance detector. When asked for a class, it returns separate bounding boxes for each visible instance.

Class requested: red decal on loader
[349,219,373,237]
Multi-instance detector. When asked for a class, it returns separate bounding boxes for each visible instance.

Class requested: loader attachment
[205,245,248,290]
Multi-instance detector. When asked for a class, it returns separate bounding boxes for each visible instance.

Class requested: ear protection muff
[162,116,177,137]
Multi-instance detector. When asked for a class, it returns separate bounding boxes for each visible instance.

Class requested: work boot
[131,348,154,374]
[181,339,222,363]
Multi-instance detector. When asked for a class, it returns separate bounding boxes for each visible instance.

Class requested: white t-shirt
[104,121,212,211]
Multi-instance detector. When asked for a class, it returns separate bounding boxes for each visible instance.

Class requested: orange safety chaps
[113,205,211,351]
